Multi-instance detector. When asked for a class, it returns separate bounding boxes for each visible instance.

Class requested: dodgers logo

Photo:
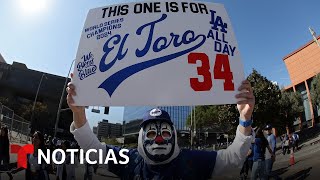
[77,52,97,80]
[150,108,162,117]
[98,14,207,97]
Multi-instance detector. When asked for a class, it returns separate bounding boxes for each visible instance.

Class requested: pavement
[213,134,320,180]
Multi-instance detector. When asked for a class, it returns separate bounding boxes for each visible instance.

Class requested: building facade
[97,119,122,140]
[123,106,192,136]
[0,61,72,136]
[0,54,6,63]
[283,36,320,131]
[158,106,191,131]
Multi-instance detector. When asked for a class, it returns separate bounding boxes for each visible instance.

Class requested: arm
[247,148,252,157]
[70,118,107,161]
[66,79,106,161]
[267,145,273,155]
[213,80,255,175]
[213,125,253,175]
[272,135,277,153]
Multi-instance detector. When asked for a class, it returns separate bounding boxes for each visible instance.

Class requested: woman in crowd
[251,128,274,180]
[0,126,13,180]
[25,131,50,180]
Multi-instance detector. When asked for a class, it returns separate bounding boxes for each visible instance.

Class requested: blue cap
[140,108,173,127]
[264,124,272,130]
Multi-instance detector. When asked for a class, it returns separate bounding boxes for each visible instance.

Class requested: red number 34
[188,53,235,91]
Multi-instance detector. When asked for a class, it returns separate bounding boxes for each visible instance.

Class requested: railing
[0,102,30,143]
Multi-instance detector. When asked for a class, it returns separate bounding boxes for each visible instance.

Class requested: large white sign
[73,0,244,106]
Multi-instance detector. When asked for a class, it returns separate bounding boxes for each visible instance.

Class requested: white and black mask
[138,120,180,165]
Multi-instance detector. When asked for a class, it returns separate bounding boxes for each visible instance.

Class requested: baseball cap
[264,124,272,130]
[56,140,62,146]
[140,108,173,127]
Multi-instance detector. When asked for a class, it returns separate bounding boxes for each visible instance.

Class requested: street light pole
[309,27,320,47]
[30,73,46,131]
[54,59,75,137]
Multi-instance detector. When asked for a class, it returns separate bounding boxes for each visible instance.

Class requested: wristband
[239,118,253,127]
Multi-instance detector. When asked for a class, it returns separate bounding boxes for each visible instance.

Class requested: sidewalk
[272,142,320,180]
[275,134,320,163]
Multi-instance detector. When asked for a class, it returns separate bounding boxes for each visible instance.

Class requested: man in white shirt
[67,78,255,179]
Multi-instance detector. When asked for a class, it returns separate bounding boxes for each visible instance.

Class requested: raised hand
[235,80,255,120]
[66,73,86,128]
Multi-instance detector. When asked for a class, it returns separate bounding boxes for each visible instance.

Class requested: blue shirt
[247,143,254,160]
[107,146,217,180]
[268,134,276,152]
[253,138,268,161]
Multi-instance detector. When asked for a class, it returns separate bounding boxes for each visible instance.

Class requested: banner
[73,0,244,106]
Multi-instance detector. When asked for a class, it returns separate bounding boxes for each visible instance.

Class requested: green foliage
[186,106,219,129]
[186,69,304,135]
[0,97,9,106]
[125,143,138,149]
[247,69,281,128]
[103,138,122,146]
[278,91,304,133]
[311,74,320,106]
[186,104,238,134]
[18,102,49,120]
[215,104,238,132]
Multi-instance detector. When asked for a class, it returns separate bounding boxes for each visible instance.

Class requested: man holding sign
[67,0,256,179]
[67,78,254,179]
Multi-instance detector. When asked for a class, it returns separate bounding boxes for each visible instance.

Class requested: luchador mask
[137,108,180,165]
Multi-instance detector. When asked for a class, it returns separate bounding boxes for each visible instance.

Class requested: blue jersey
[107,145,217,180]
[253,138,267,161]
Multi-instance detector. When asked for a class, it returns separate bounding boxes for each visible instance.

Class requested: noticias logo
[11,144,130,169]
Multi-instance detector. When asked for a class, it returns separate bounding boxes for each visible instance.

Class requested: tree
[186,104,239,135]
[186,69,301,135]
[0,97,9,106]
[278,91,304,134]
[18,102,49,133]
[215,104,239,133]
[311,74,320,107]
[186,106,219,129]
[247,69,281,128]
[17,102,48,120]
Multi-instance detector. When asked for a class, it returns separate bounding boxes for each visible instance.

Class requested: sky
[1,0,320,127]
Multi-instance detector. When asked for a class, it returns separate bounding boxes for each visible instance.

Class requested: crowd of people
[26,131,100,180]
[239,125,277,180]
[239,125,301,180]
[0,123,99,180]
[280,132,299,155]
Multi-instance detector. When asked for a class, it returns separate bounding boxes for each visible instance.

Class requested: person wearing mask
[0,126,13,180]
[251,128,274,180]
[67,77,256,180]
[264,125,276,179]
[25,131,50,180]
